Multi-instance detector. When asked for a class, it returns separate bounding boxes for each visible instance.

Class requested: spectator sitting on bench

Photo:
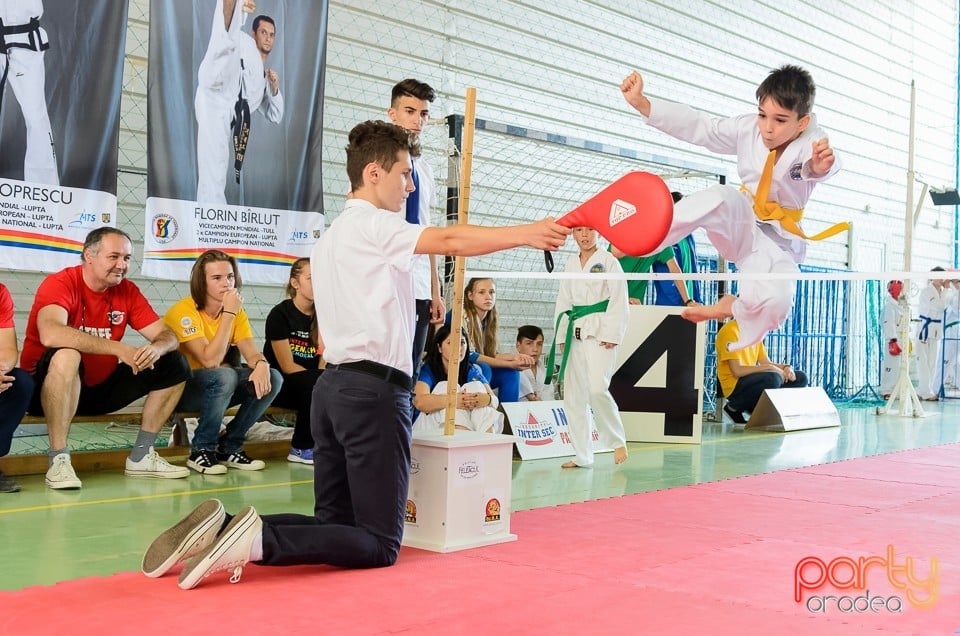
[1,282,35,493]
[445,277,533,402]
[164,250,282,474]
[19,227,191,490]
[516,324,554,402]
[264,257,323,465]
[716,319,808,424]
[412,324,503,434]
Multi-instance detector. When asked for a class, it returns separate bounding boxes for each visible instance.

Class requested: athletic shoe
[178,505,262,590]
[723,403,747,425]
[287,447,314,465]
[142,499,226,578]
[0,471,21,493]
[187,449,228,475]
[125,447,190,479]
[216,449,265,471]
[45,454,82,490]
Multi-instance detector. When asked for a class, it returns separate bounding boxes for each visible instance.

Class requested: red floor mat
[3,445,959,634]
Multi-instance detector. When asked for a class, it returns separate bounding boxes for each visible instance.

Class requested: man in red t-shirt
[21,227,192,489]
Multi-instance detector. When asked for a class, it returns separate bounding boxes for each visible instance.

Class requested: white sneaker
[126,447,190,479]
[45,454,82,490]
[142,499,225,578]
[178,506,262,590]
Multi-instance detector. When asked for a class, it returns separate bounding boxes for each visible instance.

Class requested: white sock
[249,532,263,562]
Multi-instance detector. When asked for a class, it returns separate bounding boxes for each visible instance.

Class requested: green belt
[545,299,609,385]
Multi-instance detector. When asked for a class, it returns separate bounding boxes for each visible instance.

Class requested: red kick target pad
[557,171,673,256]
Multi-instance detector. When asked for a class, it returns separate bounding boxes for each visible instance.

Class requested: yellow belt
[741,150,850,242]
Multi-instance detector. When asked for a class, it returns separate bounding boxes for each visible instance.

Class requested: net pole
[886,79,925,416]
[443,88,477,436]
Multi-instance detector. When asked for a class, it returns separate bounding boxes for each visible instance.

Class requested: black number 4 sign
[609,314,701,437]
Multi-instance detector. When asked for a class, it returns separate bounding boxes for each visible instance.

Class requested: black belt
[327,361,413,392]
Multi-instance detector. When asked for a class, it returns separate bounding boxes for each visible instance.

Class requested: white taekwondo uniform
[195,0,283,205]
[643,97,842,351]
[0,0,58,185]
[554,248,628,467]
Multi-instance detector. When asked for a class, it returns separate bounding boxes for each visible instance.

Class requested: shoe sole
[286,455,313,465]
[142,499,225,578]
[187,460,228,475]
[178,506,261,590]
[45,479,82,489]
[125,468,190,479]
[221,462,266,471]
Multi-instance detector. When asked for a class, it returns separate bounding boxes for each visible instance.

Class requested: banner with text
[144,0,329,284]
[0,1,127,272]
[502,401,611,461]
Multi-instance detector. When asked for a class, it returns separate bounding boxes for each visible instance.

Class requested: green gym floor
[2,401,959,592]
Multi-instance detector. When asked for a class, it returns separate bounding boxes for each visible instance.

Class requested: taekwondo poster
[0,0,127,272]
[144,0,328,284]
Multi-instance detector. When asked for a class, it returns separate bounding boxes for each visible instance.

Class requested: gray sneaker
[142,499,226,578]
[0,470,21,493]
[178,506,262,590]
[45,454,82,490]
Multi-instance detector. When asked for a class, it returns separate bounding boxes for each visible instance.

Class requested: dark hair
[671,191,684,204]
[516,325,544,342]
[932,266,946,272]
[252,15,275,32]
[391,78,436,106]
[190,250,242,310]
[286,257,318,348]
[756,65,816,117]
[424,324,472,386]
[345,120,411,191]
[82,227,132,260]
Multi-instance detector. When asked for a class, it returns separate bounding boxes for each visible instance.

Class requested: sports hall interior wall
[2,0,958,394]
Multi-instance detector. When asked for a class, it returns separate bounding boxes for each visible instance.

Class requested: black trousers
[259,365,413,568]
[726,370,808,413]
[411,298,432,376]
[271,369,322,450]
[0,368,33,457]
[28,349,190,416]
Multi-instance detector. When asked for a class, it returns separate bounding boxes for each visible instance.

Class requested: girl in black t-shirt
[264,258,323,464]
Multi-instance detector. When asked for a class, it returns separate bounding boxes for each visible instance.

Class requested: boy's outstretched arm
[620,70,651,117]
[415,218,570,257]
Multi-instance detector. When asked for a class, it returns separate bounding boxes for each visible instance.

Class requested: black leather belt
[327,361,413,392]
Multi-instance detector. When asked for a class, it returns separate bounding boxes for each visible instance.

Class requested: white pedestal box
[402,431,518,553]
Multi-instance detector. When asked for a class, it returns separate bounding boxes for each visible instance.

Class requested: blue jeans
[177,366,282,453]
[0,368,33,457]
[476,362,521,402]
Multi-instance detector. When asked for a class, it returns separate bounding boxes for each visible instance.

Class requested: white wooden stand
[402,431,518,553]
[744,387,841,432]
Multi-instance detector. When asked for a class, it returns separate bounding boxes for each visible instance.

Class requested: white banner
[502,400,611,460]
[0,178,116,272]
[141,197,323,284]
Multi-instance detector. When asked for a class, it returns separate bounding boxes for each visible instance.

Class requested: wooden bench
[19,405,296,440]
[4,406,297,477]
